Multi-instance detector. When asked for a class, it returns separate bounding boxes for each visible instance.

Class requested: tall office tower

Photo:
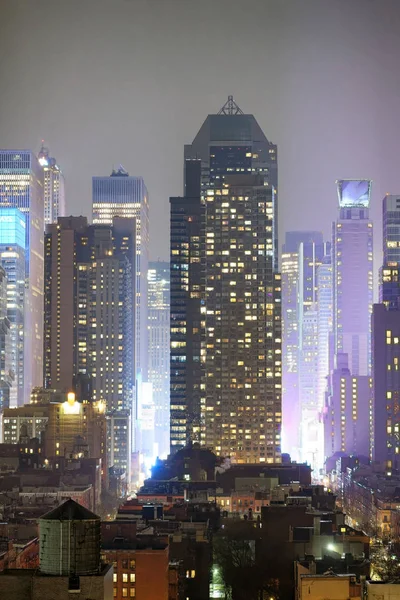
[170,98,279,457]
[203,176,281,463]
[323,353,371,459]
[38,144,65,224]
[92,168,149,383]
[298,240,331,467]
[0,151,44,402]
[0,207,26,407]
[372,305,400,469]
[379,195,400,307]
[383,194,400,264]
[373,194,400,470]
[44,216,135,478]
[316,257,333,425]
[0,265,11,414]
[148,261,170,458]
[170,193,205,451]
[184,95,278,261]
[44,216,90,390]
[333,180,373,376]
[281,231,326,461]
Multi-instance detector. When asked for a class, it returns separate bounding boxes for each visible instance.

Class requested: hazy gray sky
[1,0,400,263]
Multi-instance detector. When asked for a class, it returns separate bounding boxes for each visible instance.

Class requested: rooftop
[40,498,99,521]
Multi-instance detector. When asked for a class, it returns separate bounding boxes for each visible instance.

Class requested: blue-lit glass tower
[0,207,26,408]
[0,151,44,403]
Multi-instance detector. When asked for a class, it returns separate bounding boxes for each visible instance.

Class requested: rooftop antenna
[218,95,244,115]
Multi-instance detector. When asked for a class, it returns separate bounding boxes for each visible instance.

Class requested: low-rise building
[101,521,169,600]
[295,571,362,600]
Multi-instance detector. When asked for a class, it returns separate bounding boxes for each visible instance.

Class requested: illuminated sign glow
[336,179,372,208]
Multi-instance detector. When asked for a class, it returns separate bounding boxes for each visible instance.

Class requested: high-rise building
[333,180,373,376]
[38,144,65,225]
[148,261,170,458]
[316,257,333,427]
[281,247,300,456]
[383,194,400,265]
[44,216,135,478]
[298,240,331,467]
[0,265,11,415]
[323,353,371,459]
[170,98,280,460]
[372,304,400,469]
[170,194,205,452]
[281,231,329,463]
[92,168,149,383]
[0,150,44,402]
[379,195,400,308]
[372,194,400,470]
[184,95,278,265]
[204,175,281,463]
[0,207,26,407]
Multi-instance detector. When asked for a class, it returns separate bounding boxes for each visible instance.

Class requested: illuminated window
[113,574,117,582]
[123,573,128,582]
[122,589,128,598]
[130,590,136,598]
[130,573,135,583]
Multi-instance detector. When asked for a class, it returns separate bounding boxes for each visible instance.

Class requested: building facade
[0,150,44,403]
[0,265,11,415]
[383,194,400,265]
[170,97,280,459]
[281,231,330,465]
[333,180,373,377]
[0,207,26,408]
[92,168,149,383]
[44,217,135,479]
[148,262,170,458]
[372,304,400,469]
[324,353,371,459]
[204,176,281,463]
[373,193,400,469]
[170,194,205,452]
[38,144,65,225]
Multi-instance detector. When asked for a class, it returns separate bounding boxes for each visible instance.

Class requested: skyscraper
[333,179,373,376]
[38,144,65,225]
[316,257,333,426]
[298,240,330,467]
[324,180,373,463]
[148,262,170,458]
[0,150,44,402]
[0,265,11,415]
[323,353,371,459]
[170,97,280,460]
[92,168,149,383]
[184,95,278,265]
[0,207,26,407]
[373,193,400,470]
[44,216,135,478]
[204,176,281,463]
[383,194,400,265]
[170,194,205,452]
[281,231,329,463]
[380,195,400,307]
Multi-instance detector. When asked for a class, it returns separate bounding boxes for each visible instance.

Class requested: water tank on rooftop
[39,498,101,575]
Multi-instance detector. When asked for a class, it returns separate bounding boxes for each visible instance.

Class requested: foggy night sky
[1,0,400,269]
